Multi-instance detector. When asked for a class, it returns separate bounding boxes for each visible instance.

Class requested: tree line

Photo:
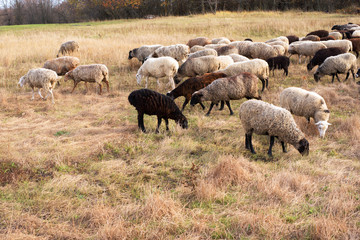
[0,0,359,25]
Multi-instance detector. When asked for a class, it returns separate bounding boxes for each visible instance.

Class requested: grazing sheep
[215,45,238,56]
[217,56,234,69]
[166,72,227,111]
[288,41,327,64]
[306,47,346,71]
[249,42,278,60]
[228,54,249,62]
[218,39,231,44]
[228,41,253,57]
[18,68,59,104]
[136,57,178,90]
[306,30,329,38]
[239,99,309,157]
[128,89,188,133]
[187,49,218,60]
[187,37,212,48]
[329,32,343,40]
[219,59,269,91]
[314,53,357,83]
[174,55,221,83]
[267,40,289,54]
[301,35,320,41]
[190,72,261,116]
[190,45,206,53]
[204,44,226,49]
[280,87,331,138]
[320,40,353,53]
[320,36,336,41]
[128,45,162,63]
[56,40,79,58]
[286,35,300,44]
[64,64,109,94]
[151,44,190,63]
[266,56,290,76]
[211,37,231,44]
[43,56,80,76]
[350,38,360,58]
[272,45,286,56]
[352,30,360,38]
[332,23,359,31]
[265,36,289,45]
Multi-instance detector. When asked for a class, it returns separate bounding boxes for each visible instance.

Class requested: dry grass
[1,11,360,239]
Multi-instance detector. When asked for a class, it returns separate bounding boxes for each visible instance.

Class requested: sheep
[43,56,80,76]
[314,53,357,83]
[228,41,253,58]
[190,72,261,116]
[150,44,190,63]
[265,36,289,45]
[352,30,360,38]
[288,41,327,64]
[215,45,238,56]
[272,45,286,56]
[320,36,336,41]
[280,87,331,138]
[301,35,320,41]
[266,56,290,76]
[190,45,206,53]
[249,42,278,60]
[174,55,221,83]
[286,35,300,44]
[128,45,162,63]
[18,68,59,104]
[332,23,359,31]
[56,40,79,58]
[228,54,249,63]
[217,56,234,69]
[187,48,218,60]
[306,47,346,71]
[64,64,109,94]
[166,72,227,111]
[204,44,226,49]
[128,89,188,133]
[187,37,212,48]
[350,38,360,58]
[219,59,269,91]
[267,40,289,54]
[329,32,343,40]
[320,40,353,53]
[218,39,231,44]
[239,99,309,157]
[135,57,178,90]
[211,37,230,44]
[306,30,329,38]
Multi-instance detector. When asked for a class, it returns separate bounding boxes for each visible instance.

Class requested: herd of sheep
[17,22,360,157]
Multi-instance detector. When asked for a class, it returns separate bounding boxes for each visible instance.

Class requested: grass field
[1,11,360,239]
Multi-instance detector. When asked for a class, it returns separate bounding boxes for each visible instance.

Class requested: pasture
[1,11,360,239]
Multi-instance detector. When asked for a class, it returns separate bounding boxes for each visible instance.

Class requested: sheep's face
[288,45,297,55]
[314,71,323,82]
[166,91,174,100]
[174,74,182,84]
[18,76,26,87]
[306,62,314,71]
[296,138,309,156]
[64,72,71,82]
[315,121,331,138]
[190,92,203,106]
[177,116,188,130]
[128,50,133,60]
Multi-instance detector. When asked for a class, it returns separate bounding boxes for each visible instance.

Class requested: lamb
[190,45,206,53]
[128,45,162,63]
[239,99,309,157]
[314,53,357,83]
[266,56,290,76]
[306,47,346,71]
[187,49,218,60]
[150,44,190,63]
[301,35,320,41]
[288,41,327,64]
[190,72,261,116]
[286,35,299,44]
[219,59,269,91]
[187,37,212,48]
[249,42,278,60]
[56,41,79,58]
[349,38,360,58]
[64,64,109,94]
[136,57,178,90]
[18,68,59,104]
[228,54,249,62]
[306,30,329,38]
[320,40,353,53]
[128,89,188,133]
[280,87,331,138]
[174,55,221,83]
[215,45,238,56]
[43,56,80,76]
[329,32,343,40]
[166,72,227,111]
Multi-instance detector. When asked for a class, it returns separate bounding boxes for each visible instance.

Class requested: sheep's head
[128,50,133,60]
[64,71,72,82]
[296,138,309,156]
[315,120,331,138]
[288,45,297,55]
[18,76,27,87]
[173,74,183,84]
[306,62,314,71]
[166,91,175,100]
[190,92,203,106]
[314,71,323,82]
[176,115,188,130]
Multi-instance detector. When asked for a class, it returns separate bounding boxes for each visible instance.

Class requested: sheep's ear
[324,109,330,113]
[320,99,325,105]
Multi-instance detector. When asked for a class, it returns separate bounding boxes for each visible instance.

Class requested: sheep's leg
[344,72,350,82]
[336,73,341,82]
[165,118,169,131]
[155,116,162,134]
[71,81,79,93]
[138,112,146,133]
[38,89,44,99]
[104,80,110,92]
[351,70,356,81]
[331,74,335,83]
[85,82,89,92]
[98,83,102,95]
[281,141,287,153]
[284,67,288,76]
[246,133,256,154]
[268,136,275,157]
[260,79,265,92]
[31,87,35,100]
[225,101,234,115]
[298,55,302,64]
[181,99,189,111]
[245,134,249,150]
[219,101,224,110]
[145,76,149,88]
[169,77,175,90]
[156,78,160,87]
[205,102,215,116]
[199,102,205,110]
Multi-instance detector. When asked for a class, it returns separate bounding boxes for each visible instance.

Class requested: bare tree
[206,0,218,14]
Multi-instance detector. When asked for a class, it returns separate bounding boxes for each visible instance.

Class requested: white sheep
[190,45,206,53]
[249,42,279,60]
[64,64,109,94]
[288,41,327,64]
[320,40,352,53]
[265,36,289,45]
[187,49,218,60]
[228,54,249,62]
[150,44,190,63]
[43,56,80,76]
[239,99,310,157]
[128,45,162,63]
[314,53,357,83]
[280,87,331,138]
[18,68,59,104]
[219,59,269,92]
[267,40,289,54]
[136,57,178,90]
[217,56,234,69]
[211,37,231,44]
[352,30,360,37]
[57,41,79,58]
[329,32,343,40]
[228,41,253,58]
[204,43,227,49]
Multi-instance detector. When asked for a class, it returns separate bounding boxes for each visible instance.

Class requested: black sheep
[286,35,299,44]
[128,89,188,133]
[306,47,345,71]
[350,38,360,58]
[266,56,290,76]
[306,30,329,38]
